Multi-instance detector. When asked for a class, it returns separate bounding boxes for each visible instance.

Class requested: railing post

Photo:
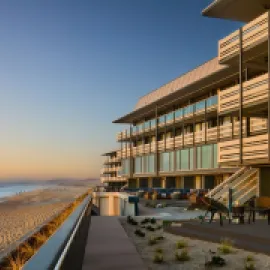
[239,27,243,165]
[155,106,159,176]
[268,11,270,162]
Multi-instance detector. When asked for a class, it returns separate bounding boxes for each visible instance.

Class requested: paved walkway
[82,216,147,270]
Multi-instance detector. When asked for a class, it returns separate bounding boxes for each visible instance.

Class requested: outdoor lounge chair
[247,197,270,225]
[200,197,229,226]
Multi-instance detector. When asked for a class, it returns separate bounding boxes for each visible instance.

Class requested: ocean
[0,183,45,200]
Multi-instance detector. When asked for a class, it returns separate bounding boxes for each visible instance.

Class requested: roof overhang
[113,63,239,124]
[101,150,118,156]
[202,0,270,22]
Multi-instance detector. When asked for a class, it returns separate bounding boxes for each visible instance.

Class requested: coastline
[0,186,87,259]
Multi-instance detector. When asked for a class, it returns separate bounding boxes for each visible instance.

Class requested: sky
[0,0,241,181]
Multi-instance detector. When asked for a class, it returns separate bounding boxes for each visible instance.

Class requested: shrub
[162,220,172,228]
[148,236,157,246]
[153,252,163,264]
[140,218,150,225]
[218,238,234,254]
[245,262,256,270]
[127,216,138,226]
[155,247,163,253]
[146,225,155,232]
[134,229,145,237]
[176,240,188,249]
[155,235,164,241]
[175,249,190,262]
[150,218,156,224]
[246,255,254,262]
[205,255,226,267]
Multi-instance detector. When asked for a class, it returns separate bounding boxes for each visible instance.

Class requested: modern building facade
[111,0,270,204]
[100,150,127,190]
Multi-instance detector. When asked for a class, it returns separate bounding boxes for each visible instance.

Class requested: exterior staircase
[206,166,258,206]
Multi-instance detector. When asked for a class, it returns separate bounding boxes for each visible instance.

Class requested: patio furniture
[248,197,270,225]
[200,197,229,226]
[232,206,245,224]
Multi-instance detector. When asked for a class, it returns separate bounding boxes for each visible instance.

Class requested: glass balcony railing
[207,95,218,107]
[183,105,194,116]
[194,100,205,112]
[175,108,183,119]
[118,95,218,139]
[166,112,174,122]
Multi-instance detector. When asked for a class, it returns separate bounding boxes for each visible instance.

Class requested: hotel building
[107,0,270,204]
[100,150,127,190]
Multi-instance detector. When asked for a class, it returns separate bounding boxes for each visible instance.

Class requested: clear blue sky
[0,0,240,180]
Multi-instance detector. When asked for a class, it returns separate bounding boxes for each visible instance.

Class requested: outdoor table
[248,207,270,225]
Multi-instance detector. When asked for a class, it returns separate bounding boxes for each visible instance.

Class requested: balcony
[100,176,126,183]
[184,133,193,146]
[218,133,268,164]
[207,126,218,141]
[219,12,268,63]
[219,73,268,114]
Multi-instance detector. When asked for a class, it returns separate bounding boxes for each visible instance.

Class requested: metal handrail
[23,195,92,270]
[54,196,91,270]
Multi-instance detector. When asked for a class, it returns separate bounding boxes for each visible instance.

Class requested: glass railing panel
[150,119,156,128]
[144,121,150,130]
[175,108,183,119]
[183,105,194,116]
[158,115,165,124]
[166,112,174,122]
[195,100,205,112]
[207,95,218,107]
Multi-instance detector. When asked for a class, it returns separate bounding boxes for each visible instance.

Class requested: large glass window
[197,146,201,169]
[135,157,142,174]
[202,144,212,169]
[176,150,181,170]
[160,152,170,171]
[181,149,189,170]
[132,126,137,134]
[149,154,155,173]
[190,148,194,170]
[213,144,218,168]
[122,159,130,175]
[137,124,143,133]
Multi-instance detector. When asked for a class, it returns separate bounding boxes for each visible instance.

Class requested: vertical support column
[193,104,195,146]
[173,107,177,172]
[239,28,243,165]
[155,106,159,176]
[182,120,185,147]
[164,115,167,151]
[231,116,233,139]
[205,99,207,144]
[130,124,133,178]
[268,11,270,161]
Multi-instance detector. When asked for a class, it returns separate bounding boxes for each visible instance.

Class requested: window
[135,157,142,174]
[175,108,183,119]
[181,149,189,170]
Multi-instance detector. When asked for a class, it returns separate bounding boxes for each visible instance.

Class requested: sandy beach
[0,186,87,258]
[121,217,270,270]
